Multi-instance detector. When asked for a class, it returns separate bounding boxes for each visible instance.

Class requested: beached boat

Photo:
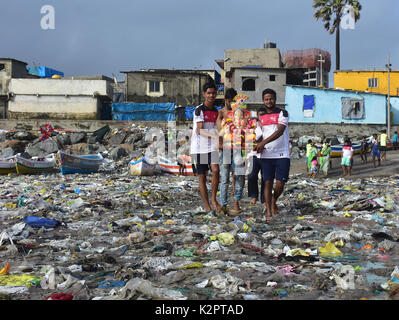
[57,150,104,175]
[15,155,55,175]
[330,142,362,158]
[0,157,16,174]
[129,156,156,176]
[158,156,195,176]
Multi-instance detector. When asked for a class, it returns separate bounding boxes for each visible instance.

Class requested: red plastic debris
[45,293,74,300]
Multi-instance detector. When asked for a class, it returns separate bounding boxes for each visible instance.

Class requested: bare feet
[262,205,272,218]
[272,198,280,216]
[211,200,222,213]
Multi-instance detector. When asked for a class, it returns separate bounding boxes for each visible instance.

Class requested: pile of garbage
[0,167,399,300]
[0,125,359,165]
[0,125,151,164]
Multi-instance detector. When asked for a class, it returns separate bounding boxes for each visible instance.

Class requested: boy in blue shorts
[371,134,381,168]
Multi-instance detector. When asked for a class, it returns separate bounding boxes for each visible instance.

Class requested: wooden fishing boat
[15,154,55,175]
[129,156,156,176]
[57,150,104,175]
[158,156,195,176]
[330,142,362,158]
[0,157,16,174]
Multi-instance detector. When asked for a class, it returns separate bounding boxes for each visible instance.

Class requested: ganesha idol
[220,94,257,150]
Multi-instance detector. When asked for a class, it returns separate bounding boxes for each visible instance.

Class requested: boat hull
[0,158,16,174]
[158,157,194,176]
[130,157,156,176]
[317,142,362,158]
[15,156,55,175]
[57,151,103,175]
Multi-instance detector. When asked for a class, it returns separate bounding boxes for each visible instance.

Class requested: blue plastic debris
[97,280,126,289]
[24,216,62,229]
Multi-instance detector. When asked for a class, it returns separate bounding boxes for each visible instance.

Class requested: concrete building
[8,78,113,120]
[217,45,331,108]
[231,67,286,108]
[121,69,221,107]
[0,58,30,118]
[223,46,282,89]
[285,85,391,124]
[334,70,399,96]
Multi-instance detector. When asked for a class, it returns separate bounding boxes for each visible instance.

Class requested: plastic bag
[318,242,343,257]
[24,216,61,229]
[217,233,235,246]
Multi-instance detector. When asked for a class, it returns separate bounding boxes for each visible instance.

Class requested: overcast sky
[1,0,398,85]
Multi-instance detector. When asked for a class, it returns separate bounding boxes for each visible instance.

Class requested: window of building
[0,64,5,72]
[269,75,276,81]
[146,80,164,97]
[368,78,378,88]
[242,78,255,91]
[149,80,160,92]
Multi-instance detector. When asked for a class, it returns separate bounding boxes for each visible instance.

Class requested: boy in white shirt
[190,83,222,213]
[341,139,354,177]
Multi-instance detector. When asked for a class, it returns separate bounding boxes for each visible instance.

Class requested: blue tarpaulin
[112,103,176,121]
[185,106,223,120]
[303,95,315,110]
[27,66,64,78]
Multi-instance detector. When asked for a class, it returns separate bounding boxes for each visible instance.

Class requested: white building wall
[9,78,112,97]
[7,78,113,119]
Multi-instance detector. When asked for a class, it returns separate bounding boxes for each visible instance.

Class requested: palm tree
[313,0,362,71]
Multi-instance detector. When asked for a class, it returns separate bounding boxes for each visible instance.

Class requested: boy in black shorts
[190,82,222,213]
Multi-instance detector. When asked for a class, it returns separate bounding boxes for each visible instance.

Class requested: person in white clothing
[341,139,354,177]
[190,82,222,213]
[255,89,290,220]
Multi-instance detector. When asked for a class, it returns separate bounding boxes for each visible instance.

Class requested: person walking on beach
[371,134,381,168]
[360,136,368,163]
[255,89,290,220]
[217,88,237,197]
[393,131,398,150]
[309,156,319,178]
[306,141,318,174]
[218,94,253,215]
[305,139,312,171]
[379,129,388,161]
[247,107,267,206]
[190,82,222,213]
[319,138,331,176]
[341,139,353,177]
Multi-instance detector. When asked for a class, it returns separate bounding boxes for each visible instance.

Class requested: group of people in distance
[305,138,332,178]
[190,82,290,221]
[362,129,391,168]
[304,128,395,179]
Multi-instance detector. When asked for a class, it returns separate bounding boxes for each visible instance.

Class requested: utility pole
[318,54,325,87]
[386,55,392,139]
